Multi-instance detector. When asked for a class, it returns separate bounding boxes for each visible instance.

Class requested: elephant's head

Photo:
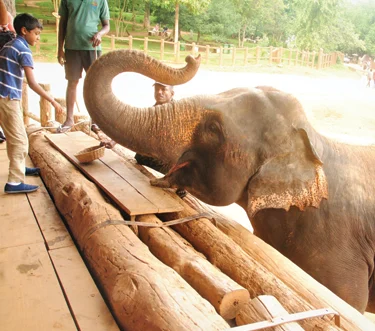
[84,50,328,218]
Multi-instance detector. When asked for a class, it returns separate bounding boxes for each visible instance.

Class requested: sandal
[56,124,72,133]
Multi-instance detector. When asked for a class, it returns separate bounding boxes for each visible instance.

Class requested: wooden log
[159,205,341,330]
[27,129,229,331]
[237,295,304,331]
[181,195,375,331]
[137,213,250,320]
[39,83,52,127]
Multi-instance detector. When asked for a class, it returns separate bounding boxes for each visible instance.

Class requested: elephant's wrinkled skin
[84,50,375,313]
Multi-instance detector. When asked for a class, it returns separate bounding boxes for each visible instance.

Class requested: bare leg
[63,79,79,127]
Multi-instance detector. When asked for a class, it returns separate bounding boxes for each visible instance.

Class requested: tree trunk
[27,129,230,331]
[143,0,150,29]
[137,214,250,320]
[174,1,179,53]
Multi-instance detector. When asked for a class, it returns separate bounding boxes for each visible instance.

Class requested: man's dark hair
[13,13,43,35]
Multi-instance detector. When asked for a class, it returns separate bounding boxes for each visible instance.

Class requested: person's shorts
[64,49,101,81]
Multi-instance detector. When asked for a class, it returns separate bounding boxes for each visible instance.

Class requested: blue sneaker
[4,183,39,194]
[25,167,40,176]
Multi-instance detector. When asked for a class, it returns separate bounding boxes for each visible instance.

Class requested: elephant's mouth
[165,161,190,176]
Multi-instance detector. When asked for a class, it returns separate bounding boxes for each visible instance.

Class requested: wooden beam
[137,213,250,319]
[45,131,184,215]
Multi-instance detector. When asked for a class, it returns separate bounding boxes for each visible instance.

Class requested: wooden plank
[0,243,77,331]
[0,152,44,249]
[49,246,120,331]
[25,157,74,250]
[0,140,5,150]
[46,131,183,215]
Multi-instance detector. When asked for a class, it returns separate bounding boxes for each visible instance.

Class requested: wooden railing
[34,35,342,70]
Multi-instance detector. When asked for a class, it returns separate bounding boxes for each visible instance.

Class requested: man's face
[154,84,174,105]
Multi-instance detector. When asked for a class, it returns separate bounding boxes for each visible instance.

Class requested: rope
[81,212,212,247]
[27,119,90,137]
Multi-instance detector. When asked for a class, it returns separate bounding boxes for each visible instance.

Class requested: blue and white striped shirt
[0,36,34,100]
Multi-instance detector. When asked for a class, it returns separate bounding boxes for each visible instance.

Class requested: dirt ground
[29,62,375,230]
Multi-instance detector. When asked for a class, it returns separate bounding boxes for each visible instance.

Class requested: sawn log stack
[27,128,374,331]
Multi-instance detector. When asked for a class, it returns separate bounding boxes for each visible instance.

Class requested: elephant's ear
[247,128,328,218]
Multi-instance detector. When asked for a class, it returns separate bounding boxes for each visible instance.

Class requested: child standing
[0,13,63,193]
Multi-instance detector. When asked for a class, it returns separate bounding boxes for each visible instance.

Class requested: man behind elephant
[135,82,187,198]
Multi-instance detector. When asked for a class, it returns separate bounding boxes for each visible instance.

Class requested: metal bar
[225,308,340,331]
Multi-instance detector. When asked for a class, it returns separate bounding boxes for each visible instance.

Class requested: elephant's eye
[207,121,221,135]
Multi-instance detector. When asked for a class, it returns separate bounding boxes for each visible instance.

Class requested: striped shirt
[0,36,33,100]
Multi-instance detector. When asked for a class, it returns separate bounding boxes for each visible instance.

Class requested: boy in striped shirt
[0,13,63,194]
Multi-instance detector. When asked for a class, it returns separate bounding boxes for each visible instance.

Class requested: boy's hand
[52,100,64,114]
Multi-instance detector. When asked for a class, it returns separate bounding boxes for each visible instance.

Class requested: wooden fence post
[191,42,196,56]
[144,37,148,55]
[269,46,273,64]
[36,40,40,55]
[318,48,323,70]
[176,41,180,63]
[301,51,305,66]
[288,49,292,65]
[160,39,165,61]
[295,50,299,66]
[205,45,210,65]
[39,83,52,127]
[279,48,283,64]
[111,35,115,50]
[128,35,133,50]
[311,51,316,68]
[219,46,223,66]
[244,47,248,66]
[231,46,236,66]
[256,46,260,64]
[22,81,29,125]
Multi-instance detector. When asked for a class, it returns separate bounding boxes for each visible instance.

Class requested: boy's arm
[24,67,63,113]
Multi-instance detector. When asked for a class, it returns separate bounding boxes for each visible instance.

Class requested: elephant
[83,49,375,313]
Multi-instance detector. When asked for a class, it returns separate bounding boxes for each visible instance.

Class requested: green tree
[151,0,211,45]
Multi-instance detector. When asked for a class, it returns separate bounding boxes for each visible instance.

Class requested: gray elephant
[83,50,375,313]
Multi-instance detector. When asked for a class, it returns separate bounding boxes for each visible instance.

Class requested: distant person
[0,14,63,193]
[134,82,187,198]
[162,26,168,36]
[152,23,159,33]
[57,0,110,133]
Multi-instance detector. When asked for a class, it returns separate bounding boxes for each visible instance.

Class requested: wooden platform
[0,141,120,331]
[46,131,184,216]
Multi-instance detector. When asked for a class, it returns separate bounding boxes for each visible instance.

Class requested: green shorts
[64,49,101,81]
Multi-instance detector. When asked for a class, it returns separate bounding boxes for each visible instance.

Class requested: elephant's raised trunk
[83,50,202,164]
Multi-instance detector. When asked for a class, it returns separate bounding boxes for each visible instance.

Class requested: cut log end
[219,288,250,320]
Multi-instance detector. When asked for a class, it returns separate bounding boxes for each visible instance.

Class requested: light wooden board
[26,158,74,250]
[0,140,5,150]
[0,243,77,330]
[46,131,183,215]
[0,152,44,249]
[49,246,120,331]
